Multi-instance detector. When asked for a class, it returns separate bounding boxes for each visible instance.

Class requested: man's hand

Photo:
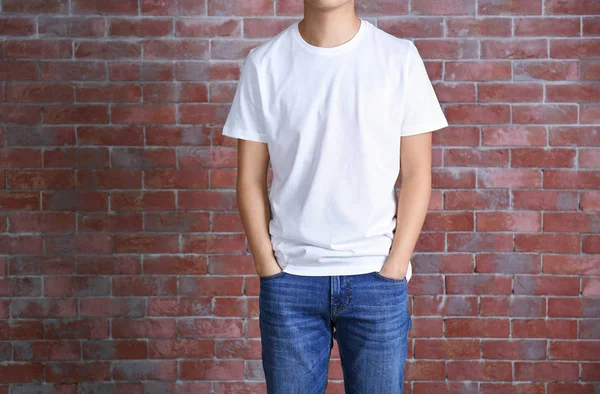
[378,259,409,280]
[256,258,283,278]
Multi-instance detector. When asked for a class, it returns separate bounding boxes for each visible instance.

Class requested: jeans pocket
[259,270,286,281]
[371,271,407,284]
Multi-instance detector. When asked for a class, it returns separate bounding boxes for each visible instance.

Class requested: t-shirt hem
[222,127,268,143]
[401,121,449,137]
[281,258,413,282]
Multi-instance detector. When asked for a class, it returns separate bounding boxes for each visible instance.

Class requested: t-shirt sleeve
[400,41,448,137]
[221,49,268,143]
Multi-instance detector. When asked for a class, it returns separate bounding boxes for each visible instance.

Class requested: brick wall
[0,0,598,393]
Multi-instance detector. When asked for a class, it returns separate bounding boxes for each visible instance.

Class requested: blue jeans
[258,270,412,393]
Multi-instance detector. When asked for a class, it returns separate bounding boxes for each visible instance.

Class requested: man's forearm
[237,179,278,271]
[385,173,432,277]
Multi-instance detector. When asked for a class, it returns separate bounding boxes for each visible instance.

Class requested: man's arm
[236,139,282,277]
[380,131,433,279]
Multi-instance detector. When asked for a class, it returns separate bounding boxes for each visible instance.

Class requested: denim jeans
[258,270,412,394]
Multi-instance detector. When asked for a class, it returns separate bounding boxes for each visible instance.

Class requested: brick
[7,82,74,103]
[45,105,109,124]
[0,17,36,36]
[8,256,74,276]
[0,105,43,125]
[113,360,177,381]
[514,60,579,81]
[82,340,148,360]
[11,299,77,318]
[414,39,478,59]
[41,61,106,81]
[513,104,578,124]
[583,17,600,36]
[144,40,209,60]
[141,0,206,15]
[515,361,579,381]
[511,148,576,168]
[511,318,577,338]
[445,318,510,337]
[111,191,176,210]
[547,83,600,103]
[80,298,145,318]
[581,60,600,80]
[0,148,42,168]
[544,255,600,275]
[44,276,111,297]
[45,362,111,383]
[178,318,243,338]
[479,83,543,102]
[515,233,580,254]
[148,297,211,317]
[478,0,542,14]
[112,318,177,339]
[76,83,141,102]
[544,213,600,232]
[179,103,231,124]
[75,41,142,60]
[109,18,173,37]
[5,39,72,59]
[477,211,541,232]
[112,104,176,124]
[42,191,108,211]
[544,170,600,189]
[581,104,600,124]
[76,255,141,275]
[77,126,144,146]
[3,0,68,13]
[445,104,510,124]
[112,276,177,296]
[143,83,208,103]
[13,340,80,361]
[0,364,43,383]
[546,0,600,14]
[481,296,545,317]
[43,319,109,339]
[149,339,213,359]
[177,18,241,37]
[446,275,512,295]
[114,233,179,254]
[208,0,274,16]
[45,234,112,255]
[415,339,480,359]
[144,211,210,232]
[445,61,511,81]
[551,39,600,59]
[482,39,547,59]
[448,360,512,380]
[515,17,580,36]
[39,17,106,37]
[176,61,240,81]
[422,211,474,231]
[446,17,512,37]
[548,298,600,318]
[412,0,475,14]
[444,148,509,166]
[72,0,138,14]
[405,360,446,381]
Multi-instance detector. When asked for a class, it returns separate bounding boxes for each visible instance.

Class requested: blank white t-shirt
[222,18,448,281]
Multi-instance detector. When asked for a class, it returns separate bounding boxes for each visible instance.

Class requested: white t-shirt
[222,18,448,281]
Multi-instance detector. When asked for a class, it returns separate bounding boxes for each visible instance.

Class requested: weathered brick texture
[0,0,598,392]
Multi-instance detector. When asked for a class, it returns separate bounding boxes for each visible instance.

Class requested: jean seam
[372,271,407,284]
[259,271,285,281]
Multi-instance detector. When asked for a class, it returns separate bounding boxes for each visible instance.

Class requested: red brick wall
[0,0,598,393]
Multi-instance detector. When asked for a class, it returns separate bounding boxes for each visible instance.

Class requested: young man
[222,1,448,392]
